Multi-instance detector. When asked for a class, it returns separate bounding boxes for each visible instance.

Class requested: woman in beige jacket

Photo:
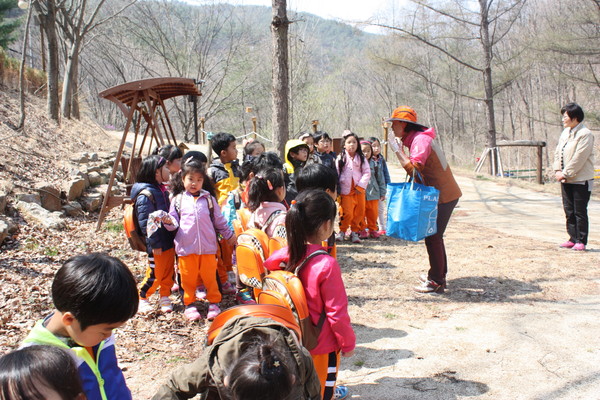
[553,103,595,251]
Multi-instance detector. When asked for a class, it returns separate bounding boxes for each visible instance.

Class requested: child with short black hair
[264,190,355,400]
[152,315,321,400]
[296,163,339,256]
[314,131,337,171]
[209,132,241,207]
[243,139,265,163]
[21,253,138,400]
[209,132,241,295]
[0,345,84,400]
[133,155,176,314]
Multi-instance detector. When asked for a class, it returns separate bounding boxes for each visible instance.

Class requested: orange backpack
[123,189,154,252]
[206,304,301,345]
[235,228,270,292]
[257,250,328,350]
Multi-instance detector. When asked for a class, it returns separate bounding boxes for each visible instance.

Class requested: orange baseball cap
[386,106,428,130]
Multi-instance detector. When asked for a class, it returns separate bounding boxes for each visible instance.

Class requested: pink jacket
[248,201,287,237]
[165,190,234,256]
[336,152,371,195]
[264,244,356,355]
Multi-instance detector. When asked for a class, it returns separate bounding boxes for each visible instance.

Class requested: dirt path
[337,167,600,399]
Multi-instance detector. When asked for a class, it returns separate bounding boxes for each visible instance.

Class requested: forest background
[1,0,599,171]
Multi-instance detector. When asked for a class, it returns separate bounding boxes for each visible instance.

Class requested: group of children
[0,129,392,400]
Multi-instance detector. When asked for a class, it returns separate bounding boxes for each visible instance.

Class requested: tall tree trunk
[71,60,80,119]
[35,0,60,122]
[479,0,498,174]
[61,39,81,119]
[271,0,290,158]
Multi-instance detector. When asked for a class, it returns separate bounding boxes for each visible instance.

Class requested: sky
[183,0,394,24]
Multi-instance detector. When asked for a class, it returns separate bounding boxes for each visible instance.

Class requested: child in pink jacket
[264,190,355,400]
[336,131,371,244]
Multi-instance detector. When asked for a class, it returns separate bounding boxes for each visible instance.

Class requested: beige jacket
[553,123,595,183]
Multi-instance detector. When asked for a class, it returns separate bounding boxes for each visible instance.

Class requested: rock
[0,219,7,244]
[0,216,18,234]
[80,193,103,212]
[88,171,102,186]
[71,154,90,164]
[99,172,109,184]
[16,192,41,205]
[15,201,67,230]
[116,171,124,182]
[34,182,62,212]
[97,184,121,196]
[0,190,7,214]
[87,165,102,173]
[62,201,84,216]
[89,152,99,162]
[64,178,86,201]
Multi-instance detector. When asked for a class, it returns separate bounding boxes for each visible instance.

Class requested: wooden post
[537,145,543,185]
[251,116,257,139]
[200,117,206,144]
[311,120,319,133]
[382,121,390,160]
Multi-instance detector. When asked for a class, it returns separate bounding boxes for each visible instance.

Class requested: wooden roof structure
[96,77,201,230]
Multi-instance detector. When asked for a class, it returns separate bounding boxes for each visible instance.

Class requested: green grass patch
[105,221,124,233]
[384,313,397,319]
[44,246,59,257]
[353,360,365,367]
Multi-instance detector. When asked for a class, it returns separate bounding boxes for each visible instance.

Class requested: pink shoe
[195,285,207,300]
[350,232,362,244]
[221,281,236,295]
[358,230,369,239]
[184,306,201,321]
[207,304,221,320]
[572,243,586,251]
[369,231,381,239]
[559,241,575,248]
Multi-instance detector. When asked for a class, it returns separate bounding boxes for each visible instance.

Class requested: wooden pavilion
[96,77,201,230]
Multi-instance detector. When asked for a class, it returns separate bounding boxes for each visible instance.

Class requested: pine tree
[0,0,19,49]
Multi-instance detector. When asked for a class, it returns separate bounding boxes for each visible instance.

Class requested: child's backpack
[235,228,270,292]
[257,249,328,350]
[123,189,154,252]
[206,304,301,345]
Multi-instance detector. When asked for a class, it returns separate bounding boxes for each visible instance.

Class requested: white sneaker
[159,296,173,313]
[138,299,153,314]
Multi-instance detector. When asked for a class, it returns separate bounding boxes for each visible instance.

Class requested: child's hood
[264,247,289,271]
[253,202,287,226]
[131,182,156,199]
[284,139,309,173]
[402,127,436,148]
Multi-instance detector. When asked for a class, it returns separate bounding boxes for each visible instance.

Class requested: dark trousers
[425,199,459,285]
[561,182,591,245]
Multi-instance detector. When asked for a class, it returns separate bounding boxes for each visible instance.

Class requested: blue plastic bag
[386,177,439,242]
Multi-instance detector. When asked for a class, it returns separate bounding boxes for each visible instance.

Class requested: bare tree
[271,0,290,157]
[56,0,136,119]
[373,0,527,175]
[31,0,61,121]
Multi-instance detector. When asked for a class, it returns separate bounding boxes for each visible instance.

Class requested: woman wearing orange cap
[387,106,462,293]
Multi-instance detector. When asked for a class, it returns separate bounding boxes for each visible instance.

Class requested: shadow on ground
[346,372,489,399]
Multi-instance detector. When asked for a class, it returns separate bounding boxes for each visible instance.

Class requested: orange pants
[361,199,379,231]
[312,351,341,400]
[139,248,175,299]
[217,237,234,283]
[339,191,366,233]
[178,254,221,306]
